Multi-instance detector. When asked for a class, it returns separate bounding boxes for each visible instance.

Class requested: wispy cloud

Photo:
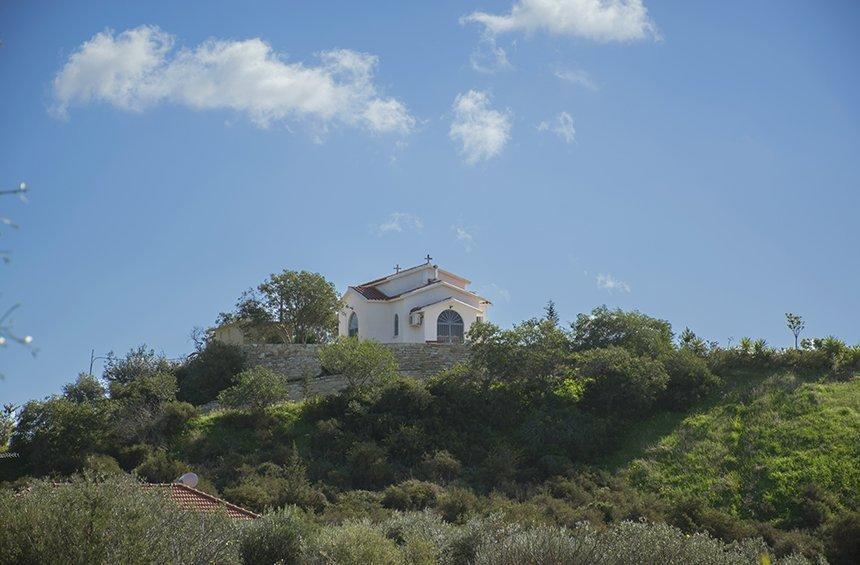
[449,90,511,164]
[469,37,513,74]
[52,25,415,136]
[537,111,575,143]
[596,273,631,293]
[461,0,660,43]
[480,282,511,302]
[375,212,423,236]
[554,68,597,90]
[452,224,476,252]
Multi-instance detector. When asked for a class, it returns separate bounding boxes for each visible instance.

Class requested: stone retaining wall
[240,343,470,400]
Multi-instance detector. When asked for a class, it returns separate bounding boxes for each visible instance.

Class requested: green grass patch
[625,374,860,525]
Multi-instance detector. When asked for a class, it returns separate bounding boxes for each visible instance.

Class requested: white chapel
[338,258,491,344]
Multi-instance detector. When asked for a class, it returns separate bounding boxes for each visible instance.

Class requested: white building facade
[338,261,491,344]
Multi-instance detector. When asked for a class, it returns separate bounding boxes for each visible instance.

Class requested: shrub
[10,396,114,476]
[0,473,239,563]
[102,345,174,385]
[436,486,480,523]
[176,340,246,405]
[346,441,393,489]
[150,401,199,440]
[382,479,441,511]
[217,366,289,411]
[133,448,188,482]
[223,454,327,513]
[108,371,178,407]
[420,450,463,483]
[473,524,584,565]
[303,519,403,565]
[62,373,106,402]
[571,306,674,358]
[661,349,720,408]
[381,511,458,564]
[826,512,860,565]
[577,347,669,417]
[240,506,312,565]
[318,338,397,391]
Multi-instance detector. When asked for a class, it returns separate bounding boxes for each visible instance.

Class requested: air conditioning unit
[409,312,423,326]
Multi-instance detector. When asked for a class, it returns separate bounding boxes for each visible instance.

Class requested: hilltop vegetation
[2,305,859,563]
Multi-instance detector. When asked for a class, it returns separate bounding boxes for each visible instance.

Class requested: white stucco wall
[338,284,489,344]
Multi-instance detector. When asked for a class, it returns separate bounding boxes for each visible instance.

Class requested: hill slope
[625,374,859,527]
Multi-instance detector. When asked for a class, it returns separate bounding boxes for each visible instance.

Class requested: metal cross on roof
[425,254,433,264]
[394,264,401,273]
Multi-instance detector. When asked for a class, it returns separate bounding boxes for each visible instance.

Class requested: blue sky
[2,1,859,406]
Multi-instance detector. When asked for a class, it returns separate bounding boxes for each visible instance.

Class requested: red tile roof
[352,285,390,300]
[143,483,259,520]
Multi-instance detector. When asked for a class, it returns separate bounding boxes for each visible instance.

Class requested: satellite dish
[176,472,199,488]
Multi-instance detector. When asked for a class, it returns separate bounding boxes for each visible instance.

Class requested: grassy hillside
[625,373,859,527]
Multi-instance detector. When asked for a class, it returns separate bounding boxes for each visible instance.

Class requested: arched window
[394,314,399,337]
[437,309,464,344]
[348,312,359,338]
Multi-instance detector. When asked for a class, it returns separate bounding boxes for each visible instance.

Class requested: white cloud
[375,212,423,236]
[469,37,513,74]
[461,0,660,43]
[596,273,631,293]
[52,25,415,135]
[537,111,575,143]
[449,90,511,164]
[554,68,597,90]
[452,224,475,252]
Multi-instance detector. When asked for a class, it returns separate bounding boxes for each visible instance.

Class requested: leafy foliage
[318,337,398,391]
[217,366,290,411]
[220,269,340,344]
[0,474,240,563]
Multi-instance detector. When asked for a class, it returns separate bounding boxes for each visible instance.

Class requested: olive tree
[221,269,340,344]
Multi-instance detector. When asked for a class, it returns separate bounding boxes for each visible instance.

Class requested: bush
[0,473,239,563]
[150,401,199,440]
[436,486,480,523]
[223,455,327,513]
[176,341,246,405]
[420,450,463,483]
[577,347,669,417]
[571,306,674,358]
[382,479,441,511]
[346,441,393,489]
[303,519,403,565]
[826,512,860,565]
[318,338,398,391]
[217,366,289,411]
[240,506,312,565]
[133,448,188,482]
[661,349,720,408]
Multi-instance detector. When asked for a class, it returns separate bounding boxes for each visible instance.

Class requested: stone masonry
[240,343,470,400]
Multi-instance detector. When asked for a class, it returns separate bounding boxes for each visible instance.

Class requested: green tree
[102,345,173,385]
[544,300,560,326]
[223,269,340,344]
[786,312,805,349]
[175,340,246,405]
[576,346,670,417]
[318,338,397,391]
[467,318,573,390]
[571,306,674,358]
[217,366,289,411]
[10,396,114,476]
[62,373,106,402]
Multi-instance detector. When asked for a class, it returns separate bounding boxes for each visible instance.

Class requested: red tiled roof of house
[351,285,390,300]
[143,483,259,520]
